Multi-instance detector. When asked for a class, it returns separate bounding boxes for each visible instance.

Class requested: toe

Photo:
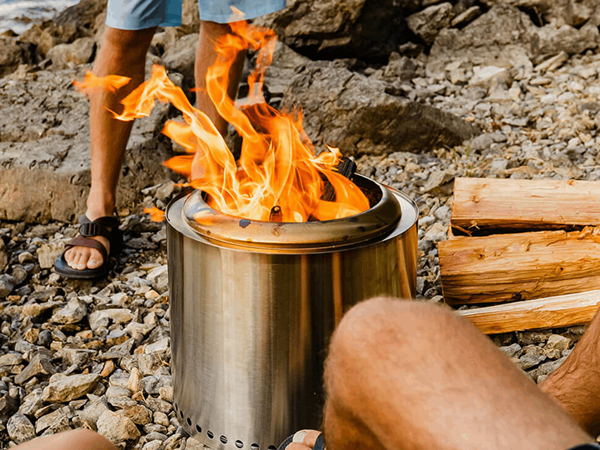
[74,249,89,270]
[87,249,104,270]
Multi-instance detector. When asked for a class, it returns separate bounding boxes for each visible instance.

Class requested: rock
[0,69,174,223]
[428,5,599,73]
[140,375,172,395]
[102,338,135,359]
[7,413,35,443]
[406,3,454,45]
[35,406,72,434]
[89,308,135,331]
[451,6,481,27]
[0,274,15,299]
[17,251,35,264]
[0,393,19,422]
[97,410,141,443]
[0,240,6,272]
[124,405,152,426]
[517,345,547,370]
[0,37,36,79]
[469,134,495,152]
[43,373,101,402]
[281,61,478,156]
[51,297,87,324]
[254,0,404,60]
[77,396,110,430]
[0,352,23,366]
[545,334,572,352]
[162,33,198,91]
[15,353,56,385]
[469,66,510,89]
[498,343,522,359]
[47,37,96,70]
[18,389,44,416]
[145,397,173,414]
[263,42,311,99]
[143,440,164,450]
[147,265,168,294]
[37,241,65,269]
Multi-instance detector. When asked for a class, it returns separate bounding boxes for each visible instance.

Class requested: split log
[457,290,600,334]
[439,226,600,305]
[451,177,600,235]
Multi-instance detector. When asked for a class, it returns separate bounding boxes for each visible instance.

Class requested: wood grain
[438,226,600,305]
[451,177,600,235]
[456,290,600,334]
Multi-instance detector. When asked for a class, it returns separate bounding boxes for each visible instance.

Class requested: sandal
[277,432,325,450]
[54,214,122,279]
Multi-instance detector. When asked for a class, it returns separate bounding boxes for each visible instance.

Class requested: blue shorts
[105,0,285,28]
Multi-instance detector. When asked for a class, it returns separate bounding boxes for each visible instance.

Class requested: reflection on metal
[166,181,418,450]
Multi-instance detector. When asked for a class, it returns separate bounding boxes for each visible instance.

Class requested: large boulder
[480,0,600,27]
[0,67,174,223]
[0,38,37,79]
[254,0,407,60]
[280,60,479,156]
[427,5,599,73]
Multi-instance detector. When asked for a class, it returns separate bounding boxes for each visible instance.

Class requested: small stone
[89,309,135,331]
[124,405,152,426]
[35,406,71,434]
[0,353,23,366]
[0,274,16,299]
[451,5,480,27]
[145,397,173,414]
[7,413,35,443]
[15,354,56,385]
[77,397,110,430]
[499,343,522,359]
[97,410,141,443]
[51,298,88,324]
[101,361,116,378]
[147,265,168,294]
[545,335,571,352]
[517,345,547,370]
[36,242,65,269]
[143,441,164,450]
[43,373,101,402]
[469,66,510,89]
[140,375,172,395]
[18,389,44,416]
[17,252,35,264]
[154,411,170,427]
[158,386,173,403]
[37,330,53,348]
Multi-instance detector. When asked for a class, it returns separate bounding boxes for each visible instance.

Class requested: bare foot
[286,431,323,450]
[64,212,111,271]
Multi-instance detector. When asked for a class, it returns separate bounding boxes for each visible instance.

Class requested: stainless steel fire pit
[166,175,418,450]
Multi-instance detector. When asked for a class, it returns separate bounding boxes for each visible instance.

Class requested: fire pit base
[166,180,418,450]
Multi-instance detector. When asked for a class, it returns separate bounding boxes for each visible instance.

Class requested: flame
[74,72,130,93]
[78,19,369,222]
[144,206,165,222]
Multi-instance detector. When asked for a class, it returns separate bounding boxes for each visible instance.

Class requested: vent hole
[207,431,214,439]
[268,446,277,450]
[178,410,183,419]
[235,440,244,448]
[250,444,259,450]
[186,418,192,427]
[220,436,228,444]
[195,425,202,433]
[174,403,178,411]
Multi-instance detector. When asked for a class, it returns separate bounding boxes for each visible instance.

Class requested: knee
[101,26,156,56]
[328,298,457,371]
[200,20,234,37]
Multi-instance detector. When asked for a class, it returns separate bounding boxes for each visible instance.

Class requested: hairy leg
[65,26,156,271]
[13,429,115,450]
[291,299,591,450]
[541,308,600,435]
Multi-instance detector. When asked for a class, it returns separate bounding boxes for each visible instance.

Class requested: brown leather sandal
[54,214,122,279]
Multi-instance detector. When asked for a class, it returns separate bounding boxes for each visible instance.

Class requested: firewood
[439,226,600,305]
[456,290,600,334]
[451,177,600,235]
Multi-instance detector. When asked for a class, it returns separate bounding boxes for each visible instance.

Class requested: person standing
[54,0,285,279]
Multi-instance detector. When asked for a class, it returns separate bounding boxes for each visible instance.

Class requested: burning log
[457,290,600,334]
[269,205,282,222]
[439,226,600,305]
[451,177,600,236]
[321,156,357,202]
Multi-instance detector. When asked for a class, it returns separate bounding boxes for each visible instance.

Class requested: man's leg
[194,20,246,136]
[64,26,156,271]
[14,429,114,450]
[541,308,600,435]
[289,299,591,450]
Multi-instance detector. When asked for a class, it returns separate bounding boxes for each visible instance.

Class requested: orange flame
[74,72,130,93]
[79,20,369,222]
[144,206,165,222]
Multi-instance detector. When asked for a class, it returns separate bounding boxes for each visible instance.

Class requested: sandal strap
[78,215,120,241]
[66,236,108,260]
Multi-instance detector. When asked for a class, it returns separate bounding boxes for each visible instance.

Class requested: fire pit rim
[166,176,418,254]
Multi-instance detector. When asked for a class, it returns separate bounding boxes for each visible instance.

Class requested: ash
[2,0,600,447]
